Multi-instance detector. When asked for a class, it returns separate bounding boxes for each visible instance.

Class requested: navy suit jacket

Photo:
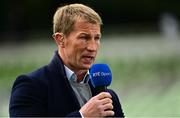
[9,51,124,117]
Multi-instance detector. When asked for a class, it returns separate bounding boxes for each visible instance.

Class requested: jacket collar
[48,50,66,77]
[48,50,97,96]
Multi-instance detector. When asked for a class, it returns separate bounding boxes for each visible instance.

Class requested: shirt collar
[64,65,90,83]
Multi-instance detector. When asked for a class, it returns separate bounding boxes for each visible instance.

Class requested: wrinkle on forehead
[73,19,101,36]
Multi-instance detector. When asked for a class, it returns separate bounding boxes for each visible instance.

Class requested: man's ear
[53,33,64,47]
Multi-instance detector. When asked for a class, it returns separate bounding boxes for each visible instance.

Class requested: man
[9,3,124,117]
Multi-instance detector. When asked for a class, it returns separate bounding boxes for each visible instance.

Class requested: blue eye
[81,36,87,39]
[95,37,100,41]
[80,36,89,40]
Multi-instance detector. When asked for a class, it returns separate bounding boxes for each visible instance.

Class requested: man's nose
[86,39,99,51]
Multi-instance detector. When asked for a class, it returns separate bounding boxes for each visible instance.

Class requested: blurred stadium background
[0,0,180,117]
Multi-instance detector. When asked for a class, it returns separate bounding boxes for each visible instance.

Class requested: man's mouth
[82,56,94,63]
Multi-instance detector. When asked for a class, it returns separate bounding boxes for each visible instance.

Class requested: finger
[103,102,114,110]
[96,92,112,100]
[100,97,113,105]
[103,110,115,117]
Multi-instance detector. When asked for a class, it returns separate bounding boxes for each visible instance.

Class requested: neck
[75,70,87,83]
[58,50,88,83]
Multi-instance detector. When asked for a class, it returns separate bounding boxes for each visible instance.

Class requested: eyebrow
[79,32,101,37]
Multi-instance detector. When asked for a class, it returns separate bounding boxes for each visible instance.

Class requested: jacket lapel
[47,51,80,115]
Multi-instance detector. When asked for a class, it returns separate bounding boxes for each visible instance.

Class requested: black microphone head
[89,63,112,89]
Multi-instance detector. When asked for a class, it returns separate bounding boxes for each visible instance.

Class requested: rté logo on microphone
[92,72,111,77]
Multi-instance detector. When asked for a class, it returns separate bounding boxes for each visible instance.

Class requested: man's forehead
[74,19,100,28]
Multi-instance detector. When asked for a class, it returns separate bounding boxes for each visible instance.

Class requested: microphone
[89,63,112,93]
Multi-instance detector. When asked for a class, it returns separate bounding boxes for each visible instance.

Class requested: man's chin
[81,63,92,70]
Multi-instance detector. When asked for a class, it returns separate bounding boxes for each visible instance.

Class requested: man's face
[62,19,101,72]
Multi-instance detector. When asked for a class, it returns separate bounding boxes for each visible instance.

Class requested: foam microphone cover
[89,63,112,92]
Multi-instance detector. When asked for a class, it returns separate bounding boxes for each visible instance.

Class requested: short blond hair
[53,3,102,36]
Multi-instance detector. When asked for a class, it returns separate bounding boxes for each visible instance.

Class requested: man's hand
[79,92,114,117]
